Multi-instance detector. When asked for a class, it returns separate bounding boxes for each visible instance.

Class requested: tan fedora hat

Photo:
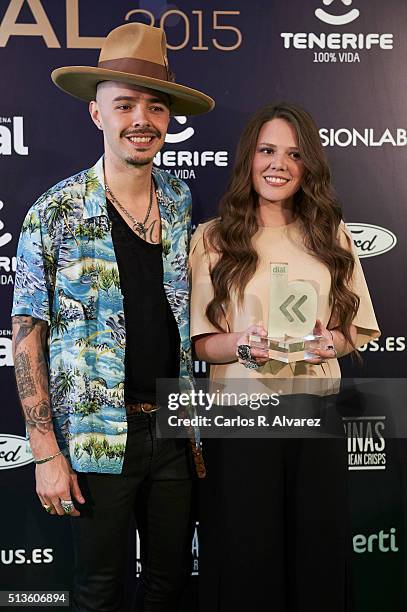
[51,22,214,115]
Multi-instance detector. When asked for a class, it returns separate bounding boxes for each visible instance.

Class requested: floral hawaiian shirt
[12,157,194,474]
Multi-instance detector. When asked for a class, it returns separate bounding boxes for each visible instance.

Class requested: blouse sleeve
[189,223,227,338]
[338,222,381,348]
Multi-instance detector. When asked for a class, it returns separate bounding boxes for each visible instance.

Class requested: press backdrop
[0,1,406,610]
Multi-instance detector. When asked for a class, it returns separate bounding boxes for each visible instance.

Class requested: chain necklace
[105,180,154,240]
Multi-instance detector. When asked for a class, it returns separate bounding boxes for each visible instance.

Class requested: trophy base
[249,334,325,363]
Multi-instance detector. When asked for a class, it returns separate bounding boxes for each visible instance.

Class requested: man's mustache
[122,128,161,139]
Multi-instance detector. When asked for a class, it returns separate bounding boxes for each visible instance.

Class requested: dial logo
[315,0,360,25]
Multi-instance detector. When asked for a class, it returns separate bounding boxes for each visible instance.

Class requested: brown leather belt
[189,440,206,479]
[125,402,159,415]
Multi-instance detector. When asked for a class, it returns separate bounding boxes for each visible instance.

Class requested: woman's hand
[236,325,270,369]
[305,319,337,364]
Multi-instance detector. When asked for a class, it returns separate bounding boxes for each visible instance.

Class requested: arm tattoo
[14,352,36,400]
[13,316,51,433]
[25,400,53,434]
[12,316,43,350]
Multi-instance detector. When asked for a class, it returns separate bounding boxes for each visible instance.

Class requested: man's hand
[35,453,85,517]
[12,315,85,516]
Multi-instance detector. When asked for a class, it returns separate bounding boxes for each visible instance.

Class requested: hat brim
[51,66,214,116]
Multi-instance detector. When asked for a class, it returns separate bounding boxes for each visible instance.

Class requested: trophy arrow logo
[248,263,321,363]
[279,294,308,323]
[268,263,318,338]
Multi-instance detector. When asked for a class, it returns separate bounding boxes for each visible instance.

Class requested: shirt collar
[82,156,108,220]
[82,156,163,220]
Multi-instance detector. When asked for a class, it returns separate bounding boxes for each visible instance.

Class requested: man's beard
[124,154,155,167]
[122,128,161,168]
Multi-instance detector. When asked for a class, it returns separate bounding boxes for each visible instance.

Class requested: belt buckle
[141,403,159,413]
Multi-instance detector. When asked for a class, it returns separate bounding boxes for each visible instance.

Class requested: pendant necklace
[105,180,154,240]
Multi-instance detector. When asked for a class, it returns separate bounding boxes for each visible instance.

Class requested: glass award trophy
[249,262,325,363]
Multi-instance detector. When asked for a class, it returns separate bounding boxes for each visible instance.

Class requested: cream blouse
[190,219,380,387]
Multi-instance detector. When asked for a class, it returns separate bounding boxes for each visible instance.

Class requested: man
[11,22,213,612]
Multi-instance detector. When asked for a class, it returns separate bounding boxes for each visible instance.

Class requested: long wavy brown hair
[205,102,360,350]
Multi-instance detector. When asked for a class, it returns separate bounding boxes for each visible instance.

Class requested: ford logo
[0,434,33,470]
[347,224,397,258]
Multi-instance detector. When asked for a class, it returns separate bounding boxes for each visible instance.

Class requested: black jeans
[71,413,193,612]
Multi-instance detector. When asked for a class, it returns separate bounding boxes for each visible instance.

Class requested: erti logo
[165,116,195,144]
[353,528,399,554]
[315,0,360,26]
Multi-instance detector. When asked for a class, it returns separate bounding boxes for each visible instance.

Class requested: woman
[190,103,380,611]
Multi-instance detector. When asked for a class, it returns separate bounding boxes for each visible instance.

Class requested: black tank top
[107,199,180,403]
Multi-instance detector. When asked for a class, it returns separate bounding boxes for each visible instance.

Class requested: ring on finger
[243,358,259,370]
[43,504,53,514]
[237,344,252,361]
[60,499,74,515]
[326,344,338,357]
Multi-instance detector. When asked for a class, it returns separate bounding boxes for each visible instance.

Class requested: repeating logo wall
[0,117,28,155]
[154,116,228,180]
[0,199,15,286]
[348,224,397,258]
[0,434,32,469]
[281,0,393,64]
[358,337,405,354]
[315,0,360,26]
[343,416,386,471]
[0,548,53,564]
[353,528,399,554]
[165,116,195,144]
[0,201,12,248]
[320,128,407,148]
[0,337,13,367]
[0,3,243,53]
